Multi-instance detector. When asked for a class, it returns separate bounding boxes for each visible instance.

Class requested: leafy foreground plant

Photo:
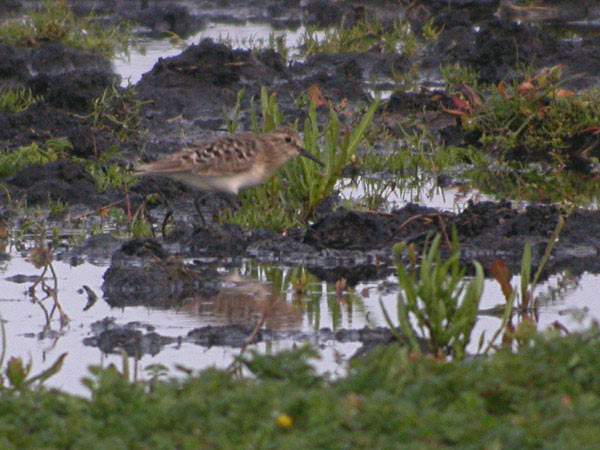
[2,330,600,448]
[0,0,129,58]
[384,232,484,360]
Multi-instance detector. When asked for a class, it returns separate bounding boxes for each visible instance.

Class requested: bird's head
[264,127,324,167]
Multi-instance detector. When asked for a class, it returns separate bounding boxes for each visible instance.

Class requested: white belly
[170,166,267,195]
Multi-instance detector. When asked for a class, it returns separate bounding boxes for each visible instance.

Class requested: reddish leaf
[308,84,329,108]
[462,84,482,108]
[517,81,535,97]
[579,126,600,135]
[491,260,513,301]
[552,89,575,100]
[442,108,468,117]
[450,95,472,112]
[497,81,510,99]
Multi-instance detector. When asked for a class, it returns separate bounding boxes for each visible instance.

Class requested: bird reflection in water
[183,272,303,330]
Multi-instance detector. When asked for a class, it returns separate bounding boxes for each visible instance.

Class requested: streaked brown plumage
[132,127,323,195]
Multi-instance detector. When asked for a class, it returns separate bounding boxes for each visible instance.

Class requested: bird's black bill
[299,149,325,167]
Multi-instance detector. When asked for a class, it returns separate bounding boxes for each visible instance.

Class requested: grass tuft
[0,0,130,58]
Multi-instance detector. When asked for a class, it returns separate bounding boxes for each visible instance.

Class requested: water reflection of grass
[239,262,370,332]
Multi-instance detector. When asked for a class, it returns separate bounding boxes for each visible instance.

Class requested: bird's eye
[285,136,292,143]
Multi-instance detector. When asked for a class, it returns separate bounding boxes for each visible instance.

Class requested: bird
[132,127,324,219]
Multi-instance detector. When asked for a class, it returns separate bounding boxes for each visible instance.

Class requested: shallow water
[0,242,596,396]
[114,22,309,86]
[337,175,492,212]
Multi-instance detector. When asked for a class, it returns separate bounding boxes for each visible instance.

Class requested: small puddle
[114,22,309,85]
[338,175,492,212]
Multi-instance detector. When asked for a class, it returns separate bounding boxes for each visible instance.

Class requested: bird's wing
[132,133,261,177]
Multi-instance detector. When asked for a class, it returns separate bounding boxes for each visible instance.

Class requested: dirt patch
[7,159,110,207]
[0,43,112,89]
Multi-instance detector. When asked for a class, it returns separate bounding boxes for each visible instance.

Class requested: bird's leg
[193,193,207,226]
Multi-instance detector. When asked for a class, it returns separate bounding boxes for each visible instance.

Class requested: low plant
[422,17,442,43]
[81,85,150,143]
[89,162,136,192]
[225,89,378,230]
[446,65,600,166]
[0,353,66,392]
[251,86,283,134]
[222,88,246,134]
[441,62,480,89]
[300,18,417,57]
[485,215,565,352]
[0,87,42,113]
[384,231,484,360]
[283,98,379,218]
[0,0,130,58]
[0,138,71,179]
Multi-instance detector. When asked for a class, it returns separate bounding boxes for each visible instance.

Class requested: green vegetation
[0,138,71,179]
[360,121,487,174]
[88,162,135,192]
[386,232,484,360]
[1,330,600,447]
[301,18,417,57]
[216,31,290,63]
[0,0,129,58]
[0,88,42,114]
[450,66,600,164]
[441,62,481,89]
[81,86,149,143]
[223,88,378,230]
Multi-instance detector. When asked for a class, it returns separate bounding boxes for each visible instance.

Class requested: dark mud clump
[102,238,221,307]
[0,102,119,157]
[304,204,440,250]
[135,39,284,121]
[183,224,277,258]
[130,3,206,37]
[27,70,118,113]
[7,159,109,207]
[84,321,408,355]
[0,43,113,88]
[83,318,176,356]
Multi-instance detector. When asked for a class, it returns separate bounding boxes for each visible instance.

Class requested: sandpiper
[132,127,324,215]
